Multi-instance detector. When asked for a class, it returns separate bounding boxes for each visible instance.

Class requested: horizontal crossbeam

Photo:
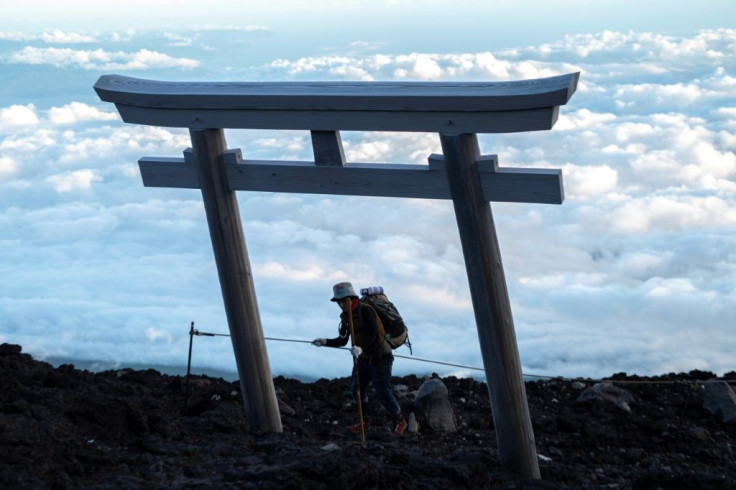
[138,150,563,204]
[94,73,579,133]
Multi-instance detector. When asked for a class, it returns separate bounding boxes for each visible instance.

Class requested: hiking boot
[394,413,407,435]
[349,417,370,434]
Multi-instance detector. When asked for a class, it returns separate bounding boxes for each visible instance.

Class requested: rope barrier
[188,328,735,385]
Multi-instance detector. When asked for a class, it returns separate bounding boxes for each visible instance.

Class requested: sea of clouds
[0,24,734,381]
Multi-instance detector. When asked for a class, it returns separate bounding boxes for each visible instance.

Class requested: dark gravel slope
[1,343,734,489]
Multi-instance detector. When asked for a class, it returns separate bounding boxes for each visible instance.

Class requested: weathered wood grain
[441,132,540,479]
[138,156,564,204]
[95,73,577,133]
[113,104,560,133]
[310,130,346,166]
[187,130,282,433]
[95,73,579,111]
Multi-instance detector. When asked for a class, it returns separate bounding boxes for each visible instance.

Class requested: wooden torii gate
[95,72,579,479]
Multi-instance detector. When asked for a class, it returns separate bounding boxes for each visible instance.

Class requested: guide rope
[188,328,735,385]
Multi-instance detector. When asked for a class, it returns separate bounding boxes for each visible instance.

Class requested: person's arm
[324,334,349,348]
[313,320,349,348]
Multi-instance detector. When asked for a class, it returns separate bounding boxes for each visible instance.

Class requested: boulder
[703,381,736,423]
[571,381,587,390]
[575,382,634,412]
[415,378,457,433]
[278,399,296,417]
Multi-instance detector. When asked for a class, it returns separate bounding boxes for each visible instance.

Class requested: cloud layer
[6,46,199,70]
[1,25,734,381]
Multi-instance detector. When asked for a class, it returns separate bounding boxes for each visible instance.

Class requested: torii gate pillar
[189,128,282,432]
[442,133,539,478]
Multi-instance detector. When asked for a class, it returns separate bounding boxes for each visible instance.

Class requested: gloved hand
[351,345,363,358]
[312,338,327,347]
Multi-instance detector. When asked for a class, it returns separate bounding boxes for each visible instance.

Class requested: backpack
[360,286,412,354]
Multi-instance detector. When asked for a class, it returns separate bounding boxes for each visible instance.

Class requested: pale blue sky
[1,1,734,380]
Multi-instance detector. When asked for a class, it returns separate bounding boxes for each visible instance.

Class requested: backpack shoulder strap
[360,302,386,342]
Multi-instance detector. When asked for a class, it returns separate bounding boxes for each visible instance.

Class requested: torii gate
[94,72,579,480]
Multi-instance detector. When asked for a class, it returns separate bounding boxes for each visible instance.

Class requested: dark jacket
[325,302,390,359]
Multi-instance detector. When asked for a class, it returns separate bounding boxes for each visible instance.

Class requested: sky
[1,1,734,381]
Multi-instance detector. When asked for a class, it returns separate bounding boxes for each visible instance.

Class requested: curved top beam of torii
[94,72,579,133]
[94,73,579,205]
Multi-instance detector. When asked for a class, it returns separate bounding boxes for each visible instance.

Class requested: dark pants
[351,355,400,416]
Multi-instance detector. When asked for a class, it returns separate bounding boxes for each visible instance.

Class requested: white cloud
[52,125,190,165]
[198,24,271,32]
[0,104,39,131]
[510,28,736,64]
[555,108,617,131]
[0,29,97,43]
[348,41,389,52]
[146,326,173,342]
[400,54,444,80]
[255,261,341,282]
[614,82,715,109]
[7,46,199,70]
[561,164,618,199]
[271,51,576,81]
[0,155,18,177]
[0,129,57,153]
[714,107,736,118]
[645,277,698,298]
[109,30,136,42]
[614,251,671,280]
[402,284,472,311]
[164,32,194,47]
[343,132,440,163]
[47,102,119,125]
[609,195,736,234]
[45,169,102,192]
[41,30,98,43]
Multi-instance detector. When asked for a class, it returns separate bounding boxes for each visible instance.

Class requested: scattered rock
[407,411,419,433]
[703,381,736,423]
[415,378,458,433]
[278,399,296,417]
[575,382,634,412]
[688,426,711,441]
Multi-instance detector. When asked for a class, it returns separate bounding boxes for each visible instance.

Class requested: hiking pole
[346,302,366,443]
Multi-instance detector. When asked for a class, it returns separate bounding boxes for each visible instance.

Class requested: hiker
[312,282,407,435]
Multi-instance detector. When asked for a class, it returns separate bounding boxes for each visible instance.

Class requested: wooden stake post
[95,72,579,479]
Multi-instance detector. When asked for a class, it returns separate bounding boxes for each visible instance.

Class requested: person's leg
[371,356,400,416]
[371,356,406,433]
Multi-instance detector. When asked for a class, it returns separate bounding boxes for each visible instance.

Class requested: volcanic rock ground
[1,343,734,489]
